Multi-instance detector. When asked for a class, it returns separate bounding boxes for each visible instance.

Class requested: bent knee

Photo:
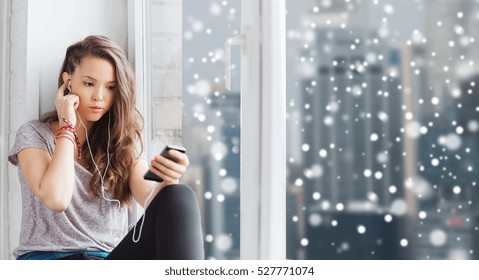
[156,184,198,205]
[161,184,195,196]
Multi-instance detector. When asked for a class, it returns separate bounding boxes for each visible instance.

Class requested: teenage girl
[8,35,204,260]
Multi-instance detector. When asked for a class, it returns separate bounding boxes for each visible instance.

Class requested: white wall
[5,0,29,261]
[28,0,128,115]
[5,0,128,259]
[0,0,13,261]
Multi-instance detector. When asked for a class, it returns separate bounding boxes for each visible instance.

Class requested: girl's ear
[62,72,71,83]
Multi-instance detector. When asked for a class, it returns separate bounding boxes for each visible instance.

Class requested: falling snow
[183,0,479,260]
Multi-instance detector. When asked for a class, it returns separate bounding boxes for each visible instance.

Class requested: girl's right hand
[55,80,79,127]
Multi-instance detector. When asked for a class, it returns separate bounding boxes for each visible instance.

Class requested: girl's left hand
[149,149,189,185]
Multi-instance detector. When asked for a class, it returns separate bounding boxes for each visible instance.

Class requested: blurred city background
[182,0,479,260]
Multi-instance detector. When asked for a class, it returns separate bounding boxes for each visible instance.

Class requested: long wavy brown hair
[41,35,144,207]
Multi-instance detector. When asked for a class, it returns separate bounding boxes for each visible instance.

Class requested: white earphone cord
[131,182,159,243]
[78,111,121,209]
[78,110,157,243]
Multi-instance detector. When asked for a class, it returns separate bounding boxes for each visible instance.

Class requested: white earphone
[78,110,121,209]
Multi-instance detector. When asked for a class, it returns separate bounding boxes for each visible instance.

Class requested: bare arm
[17,80,80,213]
[18,139,75,213]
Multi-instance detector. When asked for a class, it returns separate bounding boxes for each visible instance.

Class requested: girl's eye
[83,82,94,87]
[107,86,116,90]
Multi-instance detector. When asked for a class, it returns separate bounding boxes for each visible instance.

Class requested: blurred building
[305,211,405,259]
[181,0,242,260]
[197,91,241,259]
[302,0,368,29]
[283,0,479,260]
[290,26,412,259]
[414,73,479,259]
[288,0,416,259]
[424,0,479,112]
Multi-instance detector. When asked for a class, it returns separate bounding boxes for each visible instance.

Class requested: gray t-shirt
[8,120,129,258]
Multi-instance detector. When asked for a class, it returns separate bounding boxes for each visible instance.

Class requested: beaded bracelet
[57,125,75,133]
[54,133,76,147]
[59,116,75,128]
[58,116,81,160]
[54,131,75,140]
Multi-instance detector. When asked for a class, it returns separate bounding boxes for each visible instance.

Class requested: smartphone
[143,145,187,182]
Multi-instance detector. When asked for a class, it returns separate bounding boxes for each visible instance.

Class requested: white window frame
[240,0,286,259]
[128,0,153,156]
[127,0,152,223]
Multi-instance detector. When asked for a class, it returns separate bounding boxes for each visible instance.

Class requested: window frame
[239,0,286,259]
[127,0,150,223]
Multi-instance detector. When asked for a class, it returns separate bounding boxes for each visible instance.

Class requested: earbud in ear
[67,80,72,92]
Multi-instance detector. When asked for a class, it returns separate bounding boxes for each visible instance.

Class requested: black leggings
[105,184,204,260]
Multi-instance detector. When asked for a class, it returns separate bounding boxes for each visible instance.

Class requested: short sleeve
[8,120,50,166]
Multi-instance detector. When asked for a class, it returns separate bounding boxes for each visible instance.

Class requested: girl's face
[65,55,117,124]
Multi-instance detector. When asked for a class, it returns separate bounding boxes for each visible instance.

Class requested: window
[286,0,479,260]
[182,0,242,260]
[182,0,287,260]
